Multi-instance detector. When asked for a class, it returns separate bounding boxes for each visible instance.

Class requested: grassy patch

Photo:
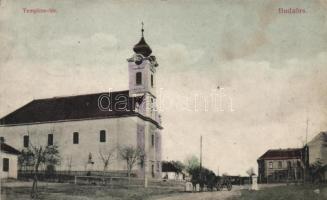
[1,183,181,200]
[233,184,327,200]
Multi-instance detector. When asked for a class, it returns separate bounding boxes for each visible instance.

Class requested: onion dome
[133,23,152,57]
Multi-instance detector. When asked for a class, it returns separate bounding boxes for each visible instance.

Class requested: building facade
[0,29,162,178]
[0,142,20,179]
[307,132,327,181]
[257,148,306,183]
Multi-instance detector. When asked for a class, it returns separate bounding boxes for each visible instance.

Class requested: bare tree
[18,129,60,199]
[119,145,143,182]
[66,155,73,174]
[20,143,60,199]
[98,147,116,173]
[246,167,255,184]
[184,155,200,173]
[246,167,255,177]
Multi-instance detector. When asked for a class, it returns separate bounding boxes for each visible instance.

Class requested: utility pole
[302,117,309,184]
[200,135,203,170]
[305,118,309,144]
[199,135,203,186]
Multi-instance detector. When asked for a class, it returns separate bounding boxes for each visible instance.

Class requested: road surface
[152,188,242,200]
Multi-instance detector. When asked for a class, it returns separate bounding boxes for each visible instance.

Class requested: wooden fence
[17,171,186,190]
[75,175,185,190]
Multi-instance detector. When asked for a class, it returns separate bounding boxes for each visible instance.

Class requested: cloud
[155,44,204,69]
[159,51,327,175]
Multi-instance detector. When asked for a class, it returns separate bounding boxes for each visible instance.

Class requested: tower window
[3,158,9,172]
[151,74,154,87]
[100,130,106,142]
[48,134,53,146]
[136,72,142,85]
[73,132,79,144]
[23,135,29,147]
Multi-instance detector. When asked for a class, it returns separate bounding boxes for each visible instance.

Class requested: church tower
[128,23,159,121]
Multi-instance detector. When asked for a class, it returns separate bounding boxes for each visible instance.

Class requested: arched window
[48,134,53,146]
[23,135,29,147]
[100,130,106,142]
[136,72,142,85]
[73,132,79,144]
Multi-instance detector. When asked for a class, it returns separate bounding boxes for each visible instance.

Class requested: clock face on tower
[134,54,143,65]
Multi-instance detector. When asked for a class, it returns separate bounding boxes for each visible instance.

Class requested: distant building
[0,142,20,179]
[257,148,306,183]
[307,132,327,181]
[161,162,184,181]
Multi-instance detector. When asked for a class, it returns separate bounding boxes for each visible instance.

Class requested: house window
[278,161,282,169]
[100,130,106,142]
[151,74,154,87]
[151,134,154,147]
[287,161,292,168]
[23,135,29,147]
[136,72,142,85]
[48,134,53,146]
[73,132,79,144]
[0,137,4,143]
[268,161,273,169]
[3,158,9,172]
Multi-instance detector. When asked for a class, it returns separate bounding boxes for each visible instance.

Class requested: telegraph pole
[199,135,203,189]
[200,135,202,170]
[303,118,309,183]
[305,118,309,144]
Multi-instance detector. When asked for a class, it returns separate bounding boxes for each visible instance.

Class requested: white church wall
[0,116,139,172]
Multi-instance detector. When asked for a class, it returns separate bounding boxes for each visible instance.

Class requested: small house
[0,142,20,179]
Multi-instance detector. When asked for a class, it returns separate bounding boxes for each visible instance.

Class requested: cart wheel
[227,183,232,191]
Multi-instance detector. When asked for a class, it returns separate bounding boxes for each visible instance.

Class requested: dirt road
[152,188,241,200]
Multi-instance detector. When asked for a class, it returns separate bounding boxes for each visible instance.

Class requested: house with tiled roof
[257,148,306,183]
[0,27,163,179]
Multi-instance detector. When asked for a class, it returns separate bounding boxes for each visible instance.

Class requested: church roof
[0,90,162,128]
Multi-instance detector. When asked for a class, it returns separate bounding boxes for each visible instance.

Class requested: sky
[1,0,327,175]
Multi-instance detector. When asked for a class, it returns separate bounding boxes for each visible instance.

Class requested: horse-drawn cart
[216,176,232,191]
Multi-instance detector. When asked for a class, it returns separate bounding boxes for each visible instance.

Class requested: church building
[0,27,162,178]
